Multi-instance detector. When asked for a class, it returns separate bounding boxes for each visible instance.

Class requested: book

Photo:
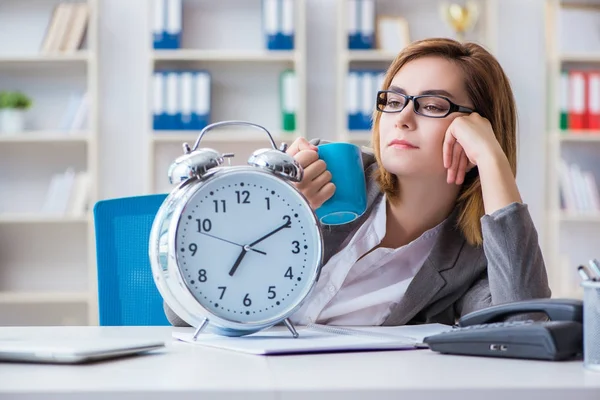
[172,323,452,355]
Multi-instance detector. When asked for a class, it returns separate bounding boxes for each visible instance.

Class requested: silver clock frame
[149,121,325,338]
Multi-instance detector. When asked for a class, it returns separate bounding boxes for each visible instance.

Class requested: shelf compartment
[0,291,89,304]
[0,224,89,293]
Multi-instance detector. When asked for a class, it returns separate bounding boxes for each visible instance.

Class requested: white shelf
[555,132,600,142]
[557,212,600,222]
[0,52,91,64]
[152,130,301,144]
[0,291,89,305]
[0,131,90,143]
[0,214,88,224]
[345,50,398,62]
[0,0,99,326]
[152,50,296,62]
[560,53,600,63]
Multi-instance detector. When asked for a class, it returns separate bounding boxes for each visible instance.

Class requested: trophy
[439,1,479,42]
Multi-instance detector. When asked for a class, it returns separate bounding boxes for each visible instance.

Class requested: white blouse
[291,195,444,326]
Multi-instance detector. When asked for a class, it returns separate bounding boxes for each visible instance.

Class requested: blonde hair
[372,38,517,246]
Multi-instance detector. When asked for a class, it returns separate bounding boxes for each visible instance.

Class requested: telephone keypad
[453,319,535,332]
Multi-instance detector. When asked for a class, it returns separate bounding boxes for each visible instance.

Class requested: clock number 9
[189,243,197,256]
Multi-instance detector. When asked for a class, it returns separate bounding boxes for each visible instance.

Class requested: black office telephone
[423,299,583,361]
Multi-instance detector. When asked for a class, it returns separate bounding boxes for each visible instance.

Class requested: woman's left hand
[442,112,504,185]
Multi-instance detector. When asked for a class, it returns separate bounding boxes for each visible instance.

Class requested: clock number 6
[243,293,252,307]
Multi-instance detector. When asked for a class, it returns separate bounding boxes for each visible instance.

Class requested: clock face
[174,168,322,324]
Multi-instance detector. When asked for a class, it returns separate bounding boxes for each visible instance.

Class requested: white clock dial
[174,168,322,324]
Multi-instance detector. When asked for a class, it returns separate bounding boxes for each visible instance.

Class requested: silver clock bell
[167,120,303,185]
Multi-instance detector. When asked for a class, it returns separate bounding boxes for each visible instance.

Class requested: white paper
[172,323,451,355]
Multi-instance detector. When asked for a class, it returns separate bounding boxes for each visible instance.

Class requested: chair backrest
[93,194,169,326]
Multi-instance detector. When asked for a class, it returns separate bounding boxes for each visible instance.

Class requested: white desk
[0,326,599,400]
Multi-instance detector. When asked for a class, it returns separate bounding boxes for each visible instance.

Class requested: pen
[578,265,593,282]
[588,259,600,280]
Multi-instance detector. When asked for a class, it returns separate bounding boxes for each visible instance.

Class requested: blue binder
[153,0,182,49]
[263,0,294,50]
[348,70,385,131]
[348,0,375,50]
[192,71,211,130]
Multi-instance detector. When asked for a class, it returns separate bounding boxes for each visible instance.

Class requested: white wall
[98,0,548,246]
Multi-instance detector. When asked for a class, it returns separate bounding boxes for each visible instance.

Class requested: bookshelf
[545,0,600,299]
[0,0,98,326]
[146,0,307,194]
[334,0,499,146]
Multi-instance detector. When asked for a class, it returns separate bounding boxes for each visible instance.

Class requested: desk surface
[0,326,599,400]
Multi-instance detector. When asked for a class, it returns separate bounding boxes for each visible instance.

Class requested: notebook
[172,323,452,355]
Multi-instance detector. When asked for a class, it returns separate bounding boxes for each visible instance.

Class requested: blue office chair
[93,194,170,326]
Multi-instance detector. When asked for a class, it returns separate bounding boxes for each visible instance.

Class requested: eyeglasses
[376,90,475,118]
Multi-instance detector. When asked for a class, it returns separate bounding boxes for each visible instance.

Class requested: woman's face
[378,56,474,181]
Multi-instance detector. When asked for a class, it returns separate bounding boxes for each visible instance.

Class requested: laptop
[0,337,166,364]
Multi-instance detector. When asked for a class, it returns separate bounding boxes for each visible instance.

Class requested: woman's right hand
[286,138,336,210]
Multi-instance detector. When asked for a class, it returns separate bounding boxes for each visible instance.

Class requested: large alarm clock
[149,121,324,339]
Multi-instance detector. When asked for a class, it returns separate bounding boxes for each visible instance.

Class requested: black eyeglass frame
[376,90,475,118]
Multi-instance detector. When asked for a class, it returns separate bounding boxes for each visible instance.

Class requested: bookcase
[334,0,498,147]
[0,0,98,325]
[146,0,307,195]
[545,0,600,298]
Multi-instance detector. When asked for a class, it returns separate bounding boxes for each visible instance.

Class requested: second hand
[199,232,267,255]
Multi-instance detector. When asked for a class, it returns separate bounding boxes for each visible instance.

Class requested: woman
[284,37,551,326]
[165,38,551,327]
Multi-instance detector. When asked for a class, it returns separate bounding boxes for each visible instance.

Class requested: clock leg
[283,318,299,338]
[192,318,209,341]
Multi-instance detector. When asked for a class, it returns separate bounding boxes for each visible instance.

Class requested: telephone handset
[423,298,584,361]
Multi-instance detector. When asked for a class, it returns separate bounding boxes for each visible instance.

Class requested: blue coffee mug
[315,142,367,225]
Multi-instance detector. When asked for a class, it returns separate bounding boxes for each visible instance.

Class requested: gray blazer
[164,144,551,327]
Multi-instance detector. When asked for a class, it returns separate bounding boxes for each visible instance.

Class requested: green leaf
[0,91,33,110]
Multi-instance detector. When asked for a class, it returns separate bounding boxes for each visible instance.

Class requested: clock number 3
[291,241,300,254]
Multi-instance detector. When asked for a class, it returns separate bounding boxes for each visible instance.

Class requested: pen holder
[582,280,600,371]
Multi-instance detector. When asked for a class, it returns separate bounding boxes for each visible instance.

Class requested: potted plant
[0,91,32,135]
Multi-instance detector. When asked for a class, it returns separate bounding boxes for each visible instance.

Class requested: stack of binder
[348,70,385,131]
[560,70,600,131]
[263,0,294,50]
[153,0,182,49]
[280,70,297,131]
[348,0,375,50]
[153,70,211,131]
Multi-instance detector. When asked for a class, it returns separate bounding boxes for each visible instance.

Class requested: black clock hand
[229,220,290,277]
[249,220,291,247]
[199,232,266,255]
[228,247,248,277]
